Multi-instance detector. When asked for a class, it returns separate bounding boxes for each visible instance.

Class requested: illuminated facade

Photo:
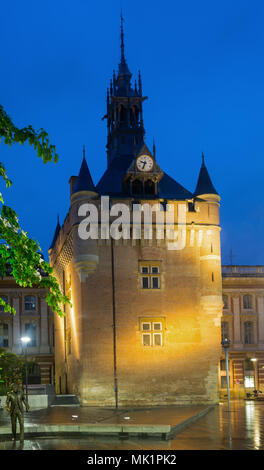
[220,266,264,398]
[0,270,54,385]
[49,21,222,406]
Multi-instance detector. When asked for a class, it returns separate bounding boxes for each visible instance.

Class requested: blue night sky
[1,0,264,264]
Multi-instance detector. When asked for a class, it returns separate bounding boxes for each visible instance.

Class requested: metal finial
[83,145,86,159]
[202,152,205,164]
[138,70,142,95]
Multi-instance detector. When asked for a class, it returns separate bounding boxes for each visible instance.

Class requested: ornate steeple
[105,16,147,167]
[193,153,219,197]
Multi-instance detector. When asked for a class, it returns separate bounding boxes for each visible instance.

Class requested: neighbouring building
[49,20,222,406]
[220,265,264,398]
[0,266,54,385]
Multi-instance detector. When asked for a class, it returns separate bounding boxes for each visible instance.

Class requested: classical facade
[49,21,222,406]
[220,265,264,398]
[0,270,54,385]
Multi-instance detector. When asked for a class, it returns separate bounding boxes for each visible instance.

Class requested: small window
[0,323,8,347]
[139,262,161,290]
[188,202,196,212]
[223,295,228,310]
[243,295,253,310]
[25,296,36,311]
[153,333,162,346]
[245,376,255,388]
[151,266,159,274]
[140,319,164,347]
[152,277,160,289]
[221,321,229,342]
[142,322,151,331]
[244,358,254,371]
[244,321,254,345]
[0,296,8,312]
[142,277,149,289]
[142,333,151,346]
[141,266,149,274]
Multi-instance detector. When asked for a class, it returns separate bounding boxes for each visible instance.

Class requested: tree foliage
[0,105,71,317]
[0,348,35,393]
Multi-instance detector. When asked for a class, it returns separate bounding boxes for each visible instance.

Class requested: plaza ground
[0,401,264,450]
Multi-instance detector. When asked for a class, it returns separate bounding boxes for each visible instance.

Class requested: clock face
[136,155,154,172]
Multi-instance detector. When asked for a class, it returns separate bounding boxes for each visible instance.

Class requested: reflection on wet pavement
[0,401,264,450]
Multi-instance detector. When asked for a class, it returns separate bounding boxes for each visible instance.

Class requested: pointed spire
[138,71,142,95]
[72,148,96,194]
[49,215,61,250]
[120,11,125,64]
[193,153,218,197]
[153,138,156,160]
[117,13,131,77]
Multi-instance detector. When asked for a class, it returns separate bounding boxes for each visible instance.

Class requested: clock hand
[140,160,147,168]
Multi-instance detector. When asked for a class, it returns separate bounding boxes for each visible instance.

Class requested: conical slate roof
[72,155,95,194]
[193,154,218,197]
[49,216,61,250]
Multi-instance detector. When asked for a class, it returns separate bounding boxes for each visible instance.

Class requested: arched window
[243,295,253,309]
[144,180,155,195]
[132,179,143,195]
[221,321,229,342]
[119,105,126,126]
[244,321,254,344]
[223,295,228,310]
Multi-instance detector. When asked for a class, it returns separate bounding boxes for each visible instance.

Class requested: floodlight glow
[21,336,31,344]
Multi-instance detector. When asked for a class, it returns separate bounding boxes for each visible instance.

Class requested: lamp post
[221,337,231,412]
[21,336,31,408]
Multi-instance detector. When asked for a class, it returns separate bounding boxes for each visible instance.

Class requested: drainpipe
[111,238,118,408]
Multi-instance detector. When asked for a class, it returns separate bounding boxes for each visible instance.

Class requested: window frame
[243,294,253,310]
[140,318,164,347]
[139,261,161,290]
[0,322,9,348]
[24,295,37,312]
[244,321,254,345]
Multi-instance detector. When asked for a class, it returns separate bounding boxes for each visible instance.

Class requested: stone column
[40,294,50,353]
[233,296,243,348]
[257,296,264,349]
[12,294,21,354]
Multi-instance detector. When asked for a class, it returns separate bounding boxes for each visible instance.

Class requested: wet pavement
[0,401,264,449]
[0,404,206,427]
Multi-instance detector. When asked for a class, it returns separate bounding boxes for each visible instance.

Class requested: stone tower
[49,20,222,406]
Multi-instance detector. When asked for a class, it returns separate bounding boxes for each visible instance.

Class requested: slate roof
[96,155,192,199]
[193,157,218,197]
[49,217,61,250]
[72,156,95,194]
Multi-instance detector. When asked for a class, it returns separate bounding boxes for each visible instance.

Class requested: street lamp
[221,337,231,412]
[21,336,31,408]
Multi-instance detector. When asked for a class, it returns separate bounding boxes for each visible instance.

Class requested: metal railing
[222,266,264,277]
